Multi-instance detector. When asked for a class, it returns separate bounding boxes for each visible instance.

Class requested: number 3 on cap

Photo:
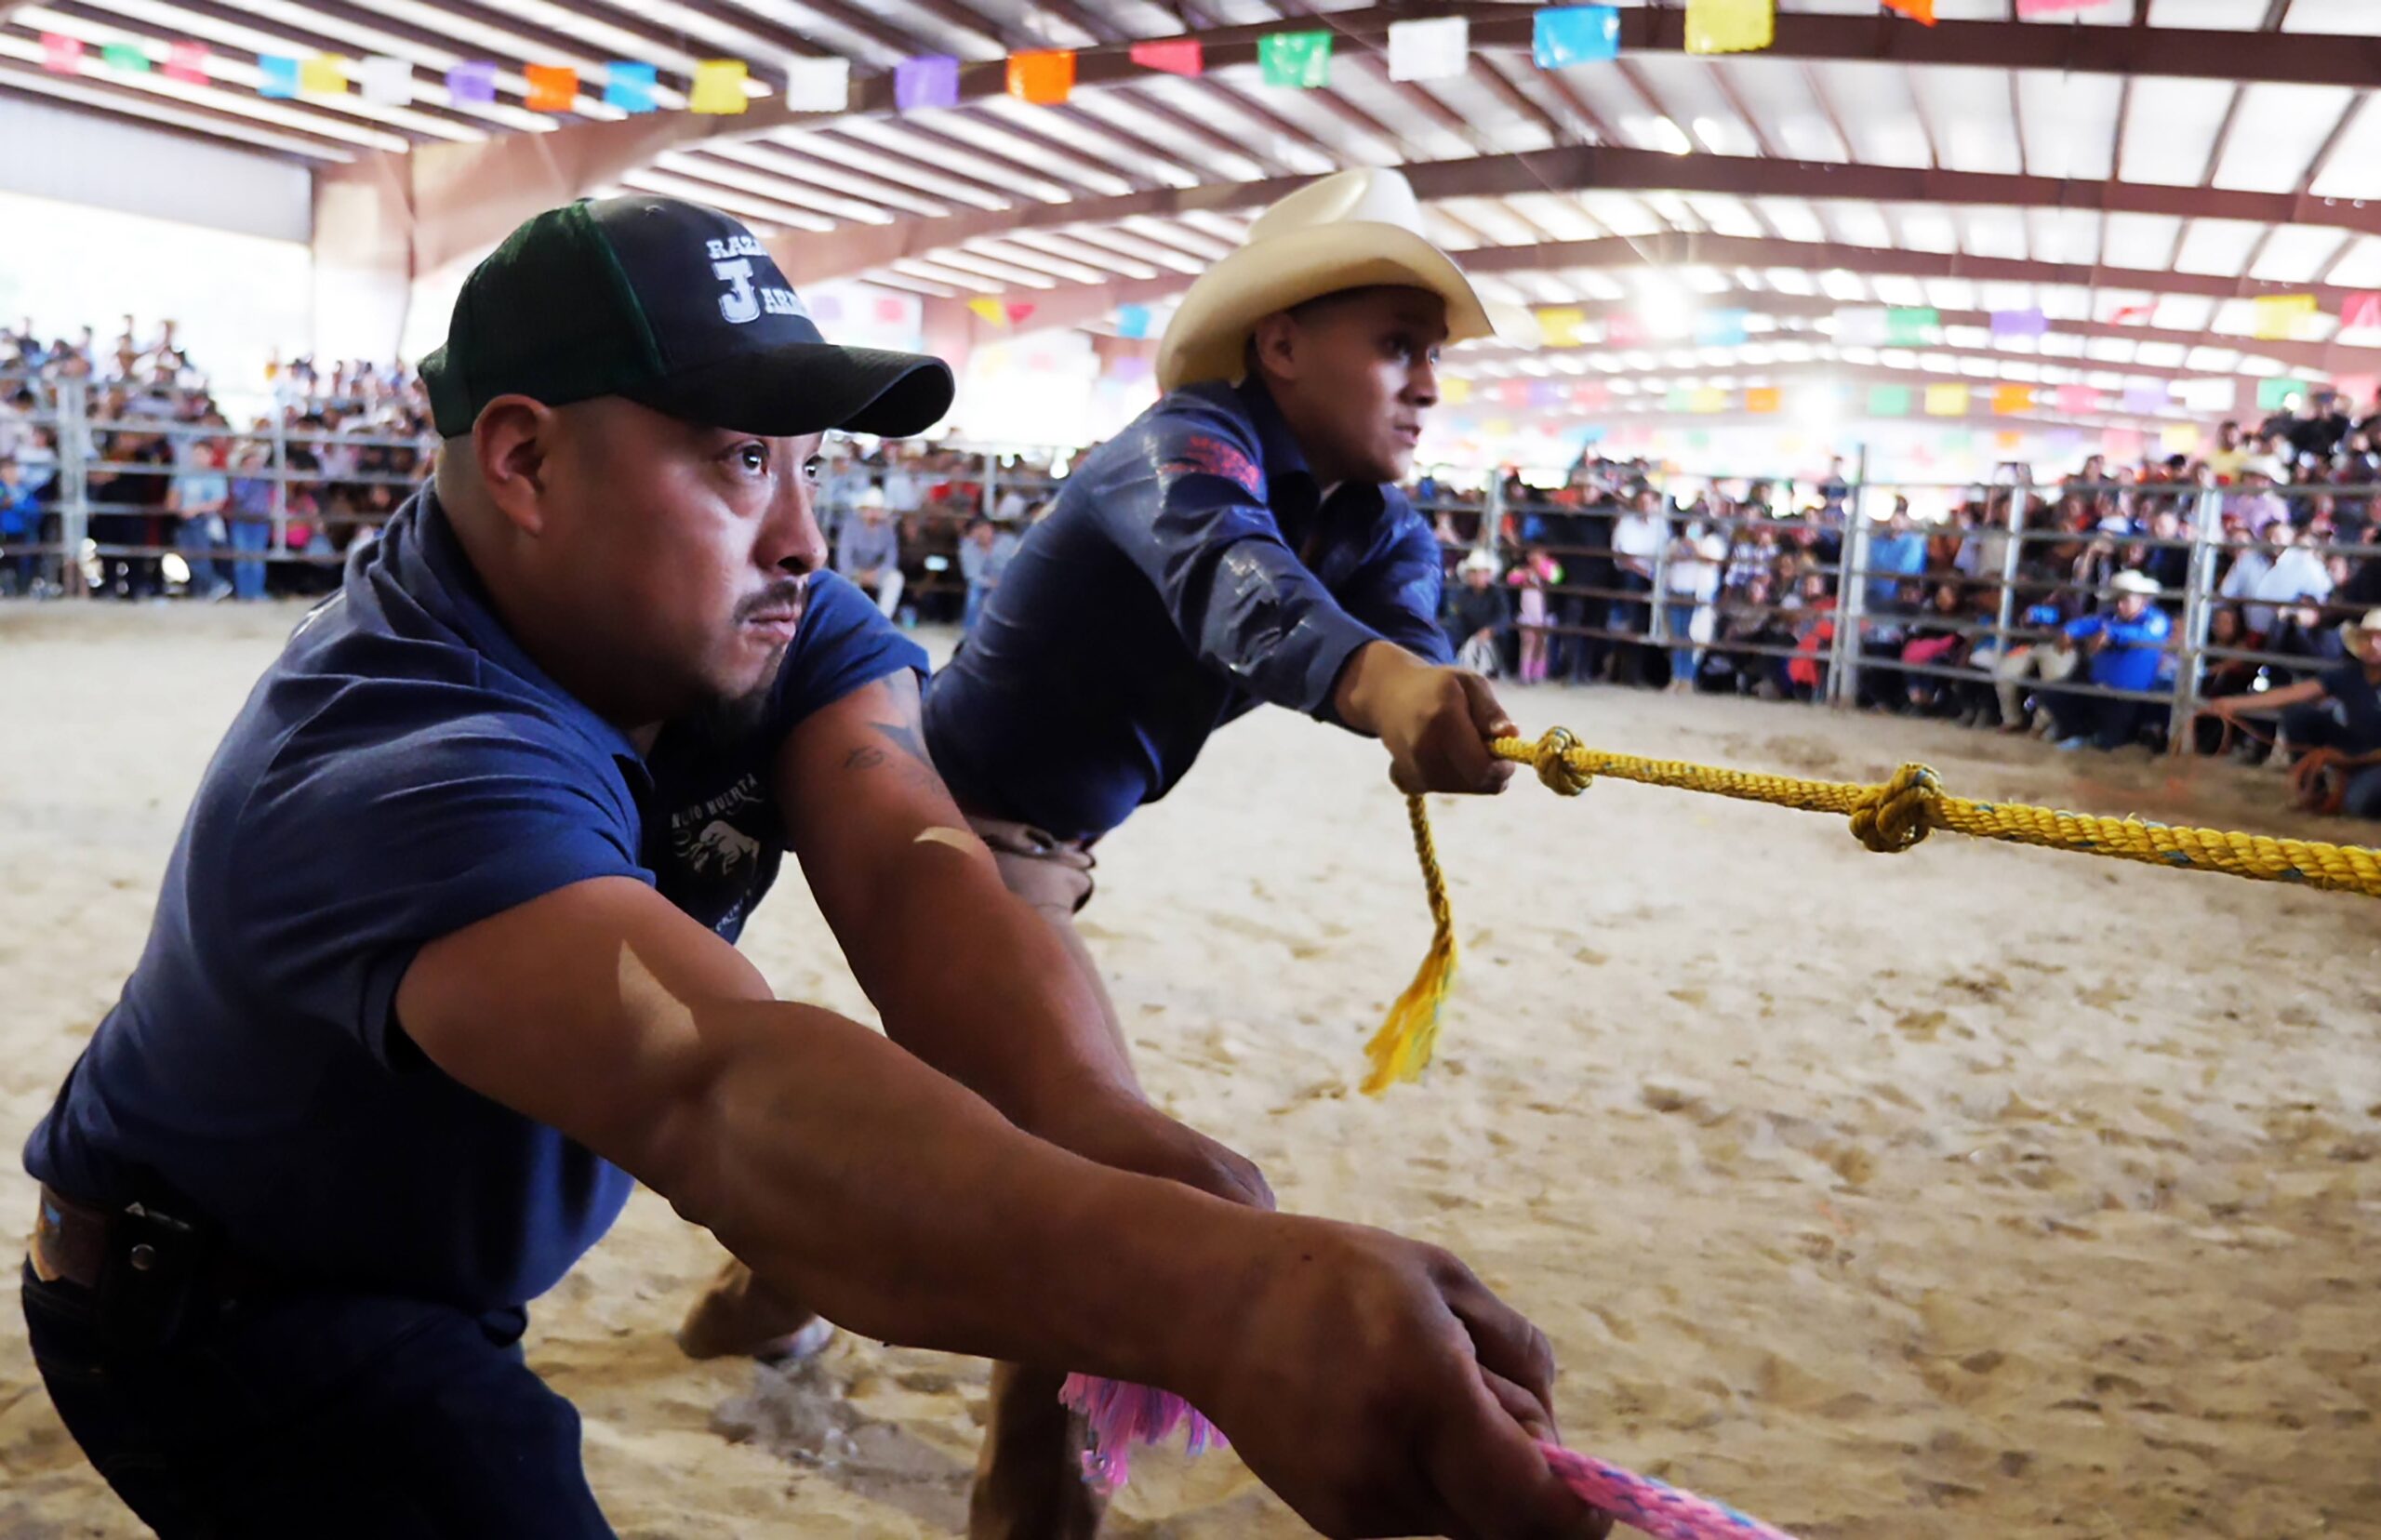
[712,258,760,325]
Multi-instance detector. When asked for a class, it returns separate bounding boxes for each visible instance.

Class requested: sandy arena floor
[1,600,2375,1539]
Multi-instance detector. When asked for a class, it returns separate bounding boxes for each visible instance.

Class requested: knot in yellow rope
[1848,762,1941,854]
[1530,728,1592,797]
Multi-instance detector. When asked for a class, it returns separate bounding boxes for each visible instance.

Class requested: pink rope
[1057,1378,1801,1539]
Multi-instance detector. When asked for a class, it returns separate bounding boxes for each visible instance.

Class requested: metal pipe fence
[1477,471,2379,754]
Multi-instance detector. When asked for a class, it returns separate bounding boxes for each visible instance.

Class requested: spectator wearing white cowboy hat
[2210,605,2381,818]
[1446,547,1510,675]
[2045,568,2174,751]
[834,484,905,618]
[674,167,1597,1540]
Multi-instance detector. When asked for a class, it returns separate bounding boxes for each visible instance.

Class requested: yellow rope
[1361,727,2381,1094]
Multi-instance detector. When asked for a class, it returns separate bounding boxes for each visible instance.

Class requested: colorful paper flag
[1534,6,1620,68]
[1574,381,1611,410]
[1388,16,1467,83]
[259,55,302,98]
[100,41,151,73]
[1868,385,1913,418]
[299,55,349,96]
[874,296,908,325]
[1924,383,1969,417]
[784,57,849,112]
[1604,313,1647,348]
[1684,0,1773,56]
[165,40,207,85]
[1882,0,1935,21]
[1695,309,1749,347]
[2330,373,2378,407]
[1746,386,1781,414]
[2055,383,2098,414]
[1130,38,1203,76]
[446,60,497,104]
[1997,431,2024,451]
[1887,307,1939,346]
[2252,293,2317,341]
[1007,49,1074,106]
[1536,307,1586,348]
[1443,378,1473,405]
[2015,0,2099,14]
[1116,304,1154,340]
[690,59,749,113]
[2342,293,2381,333]
[2160,424,2201,456]
[1833,306,1889,347]
[2257,377,2308,411]
[1992,384,2035,416]
[1258,31,1333,88]
[1989,308,2047,341]
[894,55,960,111]
[1495,380,1528,408]
[605,61,656,113]
[1005,301,1036,326]
[524,63,577,113]
[1529,380,1565,409]
[357,54,413,105]
[1690,387,1728,414]
[2109,302,2153,325]
[40,33,83,73]
[2103,426,2145,460]
[2122,384,2169,415]
[968,297,1007,326]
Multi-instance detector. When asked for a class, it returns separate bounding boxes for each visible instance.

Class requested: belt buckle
[28,1196,65,1283]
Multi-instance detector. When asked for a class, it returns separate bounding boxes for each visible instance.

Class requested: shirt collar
[1230,376,1390,530]
[386,486,646,772]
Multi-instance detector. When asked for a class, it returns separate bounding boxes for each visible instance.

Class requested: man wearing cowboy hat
[2210,606,2381,817]
[2045,569,2174,750]
[679,168,1550,1538]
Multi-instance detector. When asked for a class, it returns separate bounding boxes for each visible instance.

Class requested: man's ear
[1247,312,1300,385]
[472,395,556,537]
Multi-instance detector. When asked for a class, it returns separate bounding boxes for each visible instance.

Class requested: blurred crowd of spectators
[1,316,433,600]
[1423,412,2381,820]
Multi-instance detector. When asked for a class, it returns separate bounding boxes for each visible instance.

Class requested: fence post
[59,377,90,599]
[269,409,289,558]
[1483,471,1507,557]
[2167,483,2223,753]
[981,450,999,518]
[1828,446,1872,708]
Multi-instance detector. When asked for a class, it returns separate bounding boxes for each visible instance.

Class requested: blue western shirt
[2065,605,2174,694]
[922,378,1451,841]
[23,489,924,1312]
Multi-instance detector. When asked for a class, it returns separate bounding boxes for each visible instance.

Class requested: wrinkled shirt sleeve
[1340,511,1455,665]
[1089,403,1386,716]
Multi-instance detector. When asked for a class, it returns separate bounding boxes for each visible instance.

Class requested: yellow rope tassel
[1364,727,2381,1092]
[1360,793,1458,1095]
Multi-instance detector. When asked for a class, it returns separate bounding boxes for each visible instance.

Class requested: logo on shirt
[671,772,766,876]
[706,236,808,325]
[1164,434,1265,498]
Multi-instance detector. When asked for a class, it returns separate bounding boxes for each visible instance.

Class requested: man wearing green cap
[19,196,1599,1540]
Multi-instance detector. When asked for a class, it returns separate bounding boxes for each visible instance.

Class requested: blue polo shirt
[923,378,1451,841]
[23,489,924,1312]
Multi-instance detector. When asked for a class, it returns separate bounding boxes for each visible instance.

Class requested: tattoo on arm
[839,707,940,790]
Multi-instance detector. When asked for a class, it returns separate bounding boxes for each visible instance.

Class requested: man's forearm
[668,995,1252,1384]
[855,838,1138,1126]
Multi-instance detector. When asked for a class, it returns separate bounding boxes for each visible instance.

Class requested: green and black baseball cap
[420,194,954,440]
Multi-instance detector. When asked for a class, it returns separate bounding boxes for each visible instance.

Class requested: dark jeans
[2044,687,2148,750]
[2282,703,2381,817]
[22,1264,612,1537]
[1554,592,1606,684]
[1606,572,1655,686]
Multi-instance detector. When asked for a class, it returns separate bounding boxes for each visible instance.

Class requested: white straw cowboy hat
[1156,168,1496,392]
[2340,606,2381,651]
[2109,570,2162,596]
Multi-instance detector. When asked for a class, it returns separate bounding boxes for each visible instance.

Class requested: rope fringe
[1364,727,2381,1094]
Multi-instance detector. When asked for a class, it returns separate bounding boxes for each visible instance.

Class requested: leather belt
[29,1183,113,1289]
